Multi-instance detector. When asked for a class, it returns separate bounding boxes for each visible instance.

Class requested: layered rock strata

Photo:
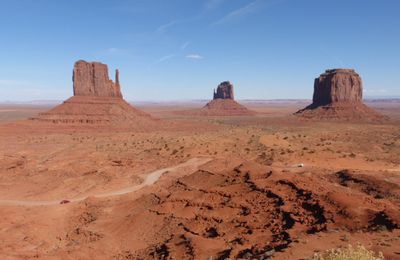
[295,69,385,121]
[32,61,153,125]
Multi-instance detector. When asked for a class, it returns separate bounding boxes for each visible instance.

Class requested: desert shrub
[312,244,384,260]
[349,153,357,158]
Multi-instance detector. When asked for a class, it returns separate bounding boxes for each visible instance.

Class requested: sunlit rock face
[31,60,155,125]
[312,69,362,107]
[294,69,386,122]
[73,60,122,98]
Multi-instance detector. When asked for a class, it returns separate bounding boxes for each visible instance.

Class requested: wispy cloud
[95,47,131,58]
[214,0,280,25]
[107,47,122,53]
[107,47,130,55]
[181,41,190,50]
[157,0,228,33]
[153,54,176,64]
[109,2,148,14]
[186,54,204,60]
[205,0,226,10]
[157,20,179,32]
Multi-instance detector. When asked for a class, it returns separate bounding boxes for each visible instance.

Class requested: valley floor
[0,101,399,259]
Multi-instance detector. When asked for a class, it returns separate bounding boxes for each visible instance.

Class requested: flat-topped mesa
[213,81,234,100]
[73,60,122,98]
[295,68,386,121]
[312,68,362,107]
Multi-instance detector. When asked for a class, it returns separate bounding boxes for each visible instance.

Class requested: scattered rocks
[131,161,400,259]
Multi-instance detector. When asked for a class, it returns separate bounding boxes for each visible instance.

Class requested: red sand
[0,101,399,259]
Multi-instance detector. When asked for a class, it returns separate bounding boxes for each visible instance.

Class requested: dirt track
[0,157,212,206]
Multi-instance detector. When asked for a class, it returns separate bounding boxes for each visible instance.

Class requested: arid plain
[0,98,399,259]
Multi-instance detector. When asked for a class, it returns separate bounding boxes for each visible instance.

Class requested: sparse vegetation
[312,244,384,260]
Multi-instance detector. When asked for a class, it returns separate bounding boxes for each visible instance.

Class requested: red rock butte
[179,81,256,116]
[213,81,234,100]
[31,60,153,125]
[295,69,385,121]
[73,60,122,98]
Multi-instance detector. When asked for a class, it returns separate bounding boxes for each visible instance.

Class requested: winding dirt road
[0,157,212,207]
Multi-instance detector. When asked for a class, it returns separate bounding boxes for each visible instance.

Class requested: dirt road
[0,157,212,206]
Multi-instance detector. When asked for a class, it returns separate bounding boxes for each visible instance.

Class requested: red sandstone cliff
[32,60,154,125]
[295,69,385,121]
[312,69,362,107]
[73,60,122,98]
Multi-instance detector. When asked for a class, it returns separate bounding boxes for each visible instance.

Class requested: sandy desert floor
[0,100,399,259]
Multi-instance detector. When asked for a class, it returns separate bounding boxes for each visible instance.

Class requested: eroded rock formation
[213,81,234,100]
[295,69,386,121]
[312,69,362,107]
[73,60,122,98]
[178,81,255,116]
[32,60,155,125]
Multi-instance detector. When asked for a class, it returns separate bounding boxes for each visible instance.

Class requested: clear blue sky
[1,0,399,101]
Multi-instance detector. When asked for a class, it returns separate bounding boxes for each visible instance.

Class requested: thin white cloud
[157,20,179,32]
[181,41,190,50]
[205,0,226,10]
[186,54,204,60]
[107,47,121,53]
[107,47,130,55]
[110,2,148,14]
[214,0,280,25]
[153,54,176,64]
[95,47,131,58]
[157,0,226,33]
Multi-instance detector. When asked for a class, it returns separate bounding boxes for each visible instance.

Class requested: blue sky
[0,0,399,101]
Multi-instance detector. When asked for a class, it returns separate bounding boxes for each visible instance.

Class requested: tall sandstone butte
[73,60,122,98]
[312,69,362,107]
[32,60,154,125]
[213,81,234,100]
[199,81,255,116]
[295,69,385,121]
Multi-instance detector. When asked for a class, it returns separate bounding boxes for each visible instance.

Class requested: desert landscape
[1,1,400,259]
[0,60,399,260]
